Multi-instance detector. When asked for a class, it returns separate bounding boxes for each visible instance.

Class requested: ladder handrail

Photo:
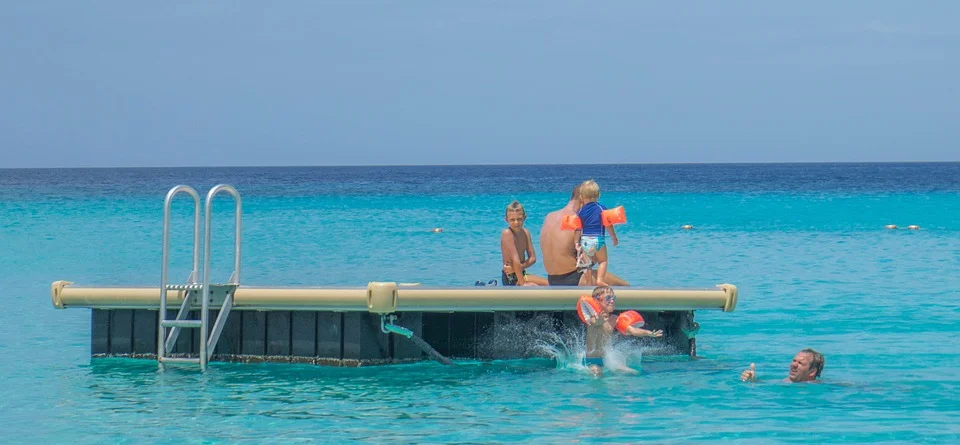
[200,184,242,369]
[158,185,202,364]
[204,184,242,285]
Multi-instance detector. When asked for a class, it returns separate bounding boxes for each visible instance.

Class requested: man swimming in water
[740,348,825,383]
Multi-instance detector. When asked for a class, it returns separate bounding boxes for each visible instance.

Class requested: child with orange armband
[578,285,663,377]
[576,180,618,286]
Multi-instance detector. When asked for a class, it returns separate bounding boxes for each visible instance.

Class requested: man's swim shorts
[547,269,583,286]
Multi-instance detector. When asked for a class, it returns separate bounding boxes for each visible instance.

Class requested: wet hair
[580,180,600,201]
[570,184,581,201]
[505,201,525,219]
[801,348,825,378]
[592,285,614,300]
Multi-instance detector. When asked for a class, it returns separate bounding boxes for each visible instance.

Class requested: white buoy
[681,225,694,230]
[907,225,920,230]
[885,224,897,230]
[432,228,443,233]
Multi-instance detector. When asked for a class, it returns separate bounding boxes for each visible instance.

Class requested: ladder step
[159,357,201,365]
[161,320,202,328]
[166,284,204,291]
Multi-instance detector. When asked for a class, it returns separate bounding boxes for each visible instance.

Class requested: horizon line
[2,160,960,170]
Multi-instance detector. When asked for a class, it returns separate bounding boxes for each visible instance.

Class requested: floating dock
[48,184,739,370]
[51,281,737,367]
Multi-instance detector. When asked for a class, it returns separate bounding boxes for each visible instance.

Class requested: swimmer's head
[592,285,616,311]
[790,348,825,382]
[580,180,600,202]
[801,348,825,379]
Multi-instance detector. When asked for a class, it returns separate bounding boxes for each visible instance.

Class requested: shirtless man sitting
[539,184,630,286]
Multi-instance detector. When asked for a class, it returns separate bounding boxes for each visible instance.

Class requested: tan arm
[500,229,526,285]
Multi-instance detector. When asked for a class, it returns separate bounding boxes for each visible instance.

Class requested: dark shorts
[501,270,526,286]
[547,269,583,286]
[583,357,604,367]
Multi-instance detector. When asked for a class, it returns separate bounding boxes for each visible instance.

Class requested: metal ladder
[158,184,242,371]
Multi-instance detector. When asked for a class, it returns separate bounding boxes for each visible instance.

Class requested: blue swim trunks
[582,357,604,367]
[580,235,606,257]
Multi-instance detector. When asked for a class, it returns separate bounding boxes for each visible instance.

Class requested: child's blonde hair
[580,180,600,201]
[505,201,526,219]
[592,285,614,300]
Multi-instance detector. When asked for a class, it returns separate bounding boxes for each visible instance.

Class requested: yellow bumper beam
[51,280,737,313]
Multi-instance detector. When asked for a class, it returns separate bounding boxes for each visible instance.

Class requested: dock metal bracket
[680,311,700,339]
[678,311,700,359]
[379,314,453,365]
[380,314,413,338]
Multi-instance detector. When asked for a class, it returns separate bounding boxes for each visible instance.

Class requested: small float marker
[432,228,443,233]
[885,224,897,230]
[681,225,694,230]
[907,225,920,230]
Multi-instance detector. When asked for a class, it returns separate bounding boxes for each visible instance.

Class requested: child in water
[576,180,618,286]
[583,285,663,377]
[500,201,548,286]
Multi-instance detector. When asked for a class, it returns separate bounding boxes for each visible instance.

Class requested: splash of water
[532,325,588,371]
[474,313,657,373]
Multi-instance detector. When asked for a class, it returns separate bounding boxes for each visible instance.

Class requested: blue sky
[1,1,958,167]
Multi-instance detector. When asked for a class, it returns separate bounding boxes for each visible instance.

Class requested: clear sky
[1,1,958,168]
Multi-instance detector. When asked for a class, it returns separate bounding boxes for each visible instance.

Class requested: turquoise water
[1,164,959,443]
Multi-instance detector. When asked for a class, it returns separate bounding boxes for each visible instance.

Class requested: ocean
[1,163,958,443]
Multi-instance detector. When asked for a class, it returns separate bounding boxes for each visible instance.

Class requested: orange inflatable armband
[576,295,601,325]
[601,206,627,226]
[615,310,645,335]
[560,215,582,231]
